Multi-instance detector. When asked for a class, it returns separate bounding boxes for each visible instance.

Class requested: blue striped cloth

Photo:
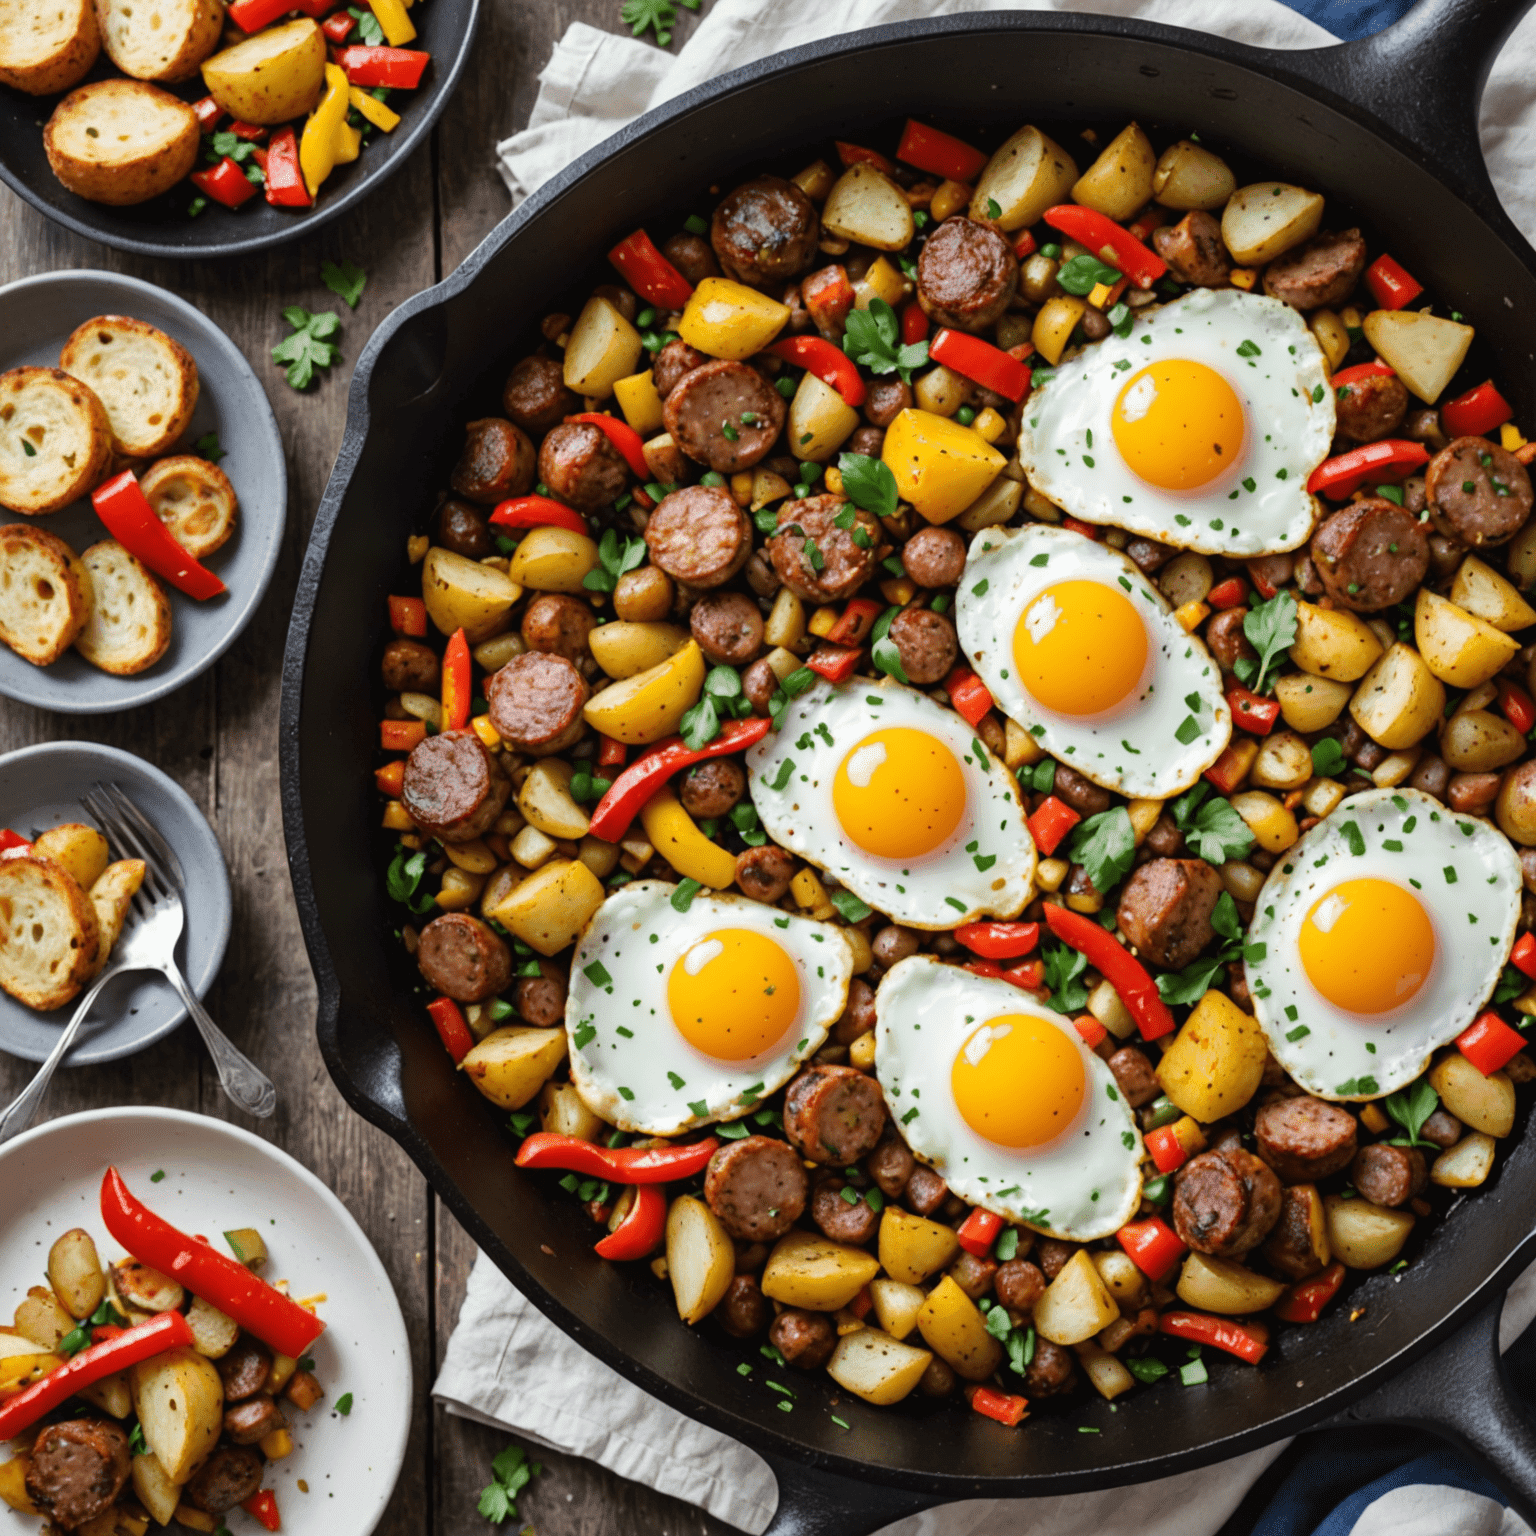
[1283,0,1416,39]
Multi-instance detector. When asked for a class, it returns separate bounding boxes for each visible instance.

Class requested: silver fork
[82,784,277,1119]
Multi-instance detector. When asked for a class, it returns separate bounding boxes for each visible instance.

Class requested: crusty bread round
[95,0,220,82]
[0,365,113,515]
[0,523,94,665]
[44,79,198,206]
[139,453,236,559]
[59,315,199,458]
[0,853,101,1012]
[75,538,172,676]
[0,0,101,94]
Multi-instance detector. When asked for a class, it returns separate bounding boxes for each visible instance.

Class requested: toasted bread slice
[88,857,143,971]
[0,0,100,94]
[95,0,219,81]
[0,523,93,665]
[0,366,113,515]
[75,539,172,675]
[139,454,236,559]
[0,854,100,1011]
[44,80,198,207]
[59,316,199,459]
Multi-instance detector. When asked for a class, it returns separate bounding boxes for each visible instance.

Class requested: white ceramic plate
[0,1108,410,1535]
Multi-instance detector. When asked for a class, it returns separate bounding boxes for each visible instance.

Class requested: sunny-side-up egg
[745,675,1034,930]
[1247,788,1522,1101]
[955,523,1230,798]
[876,957,1143,1240]
[1019,288,1334,557]
[565,881,854,1135]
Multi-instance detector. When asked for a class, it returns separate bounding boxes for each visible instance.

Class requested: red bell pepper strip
[229,120,267,140]
[515,1132,719,1183]
[594,1184,666,1260]
[336,45,430,89]
[848,1285,874,1320]
[835,140,897,175]
[901,301,929,345]
[375,760,406,797]
[1041,205,1166,289]
[1012,229,1037,261]
[1364,254,1423,311]
[440,628,471,732]
[807,644,860,684]
[0,830,30,854]
[1159,1310,1268,1364]
[1126,208,1167,242]
[489,495,589,538]
[192,95,223,132]
[0,1311,193,1442]
[1329,360,1394,392]
[1117,1215,1187,1282]
[597,735,627,769]
[1204,742,1254,795]
[1274,1261,1346,1324]
[1442,379,1515,438]
[954,921,1040,959]
[1026,796,1080,857]
[929,329,1030,402]
[587,718,772,842]
[801,265,855,340]
[1043,902,1176,1041]
[1073,1013,1107,1049]
[427,997,473,1063]
[1306,438,1430,499]
[956,1207,1004,1258]
[91,472,226,599]
[1457,1010,1526,1075]
[1500,681,1536,735]
[1144,1124,1188,1174]
[1063,516,1100,541]
[191,157,258,210]
[263,126,311,207]
[963,959,1043,991]
[896,119,986,183]
[945,666,993,727]
[322,9,356,41]
[227,0,292,30]
[1511,931,1536,981]
[242,1489,282,1532]
[1227,686,1281,736]
[1206,577,1249,610]
[380,719,425,751]
[967,1384,1029,1426]
[826,597,881,647]
[568,412,649,479]
[389,595,427,636]
[100,1169,324,1358]
[607,229,694,311]
[766,335,867,408]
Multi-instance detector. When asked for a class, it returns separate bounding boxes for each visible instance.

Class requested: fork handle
[0,968,117,1145]
[161,965,277,1118]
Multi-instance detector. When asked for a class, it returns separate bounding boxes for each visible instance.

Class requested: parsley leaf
[1240,589,1298,696]
[679,694,720,750]
[320,258,368,309]
[385,848,434,913]
[272,306,341,391]
[1157,891,1248,1003]
[1311,736,1347,778]
[347,4,383,42]
[619,0,698,45]
[1171,782,1255,865]
[1383,1078,1439,1148]
[583,527,648,593]
[1042,937,1089,1012]
[478,1442,540,1526]
[1068,806,1136,897]
[1056,253,1122,295]
[193,432,225,464]
[837,452,898,520]
[843,298,928,383]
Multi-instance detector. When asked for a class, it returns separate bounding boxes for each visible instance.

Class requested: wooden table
[0,2,737,1530]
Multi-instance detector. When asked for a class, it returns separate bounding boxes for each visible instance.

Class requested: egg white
[1019,288,1333,557]
[565,881,853,1135]
[1247,788,1522,1101]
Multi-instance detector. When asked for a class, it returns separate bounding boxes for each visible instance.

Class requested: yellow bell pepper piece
[300,63,350,196]
[332,118,361,167]
[854,255,905,311]
[678,277,790,360]
[639,788,738,891]
[367,0,415,45]
[881,407,1007,525]
[349,86,400,132]
[612,369,665,435]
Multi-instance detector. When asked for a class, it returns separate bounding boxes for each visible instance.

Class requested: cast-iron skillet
[280,1,1536,1529]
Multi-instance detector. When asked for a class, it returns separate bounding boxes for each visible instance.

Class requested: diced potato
[855,254,906,310]
[913,363,970,418]
[1031,295,1087,367]
[640,788,737,890]
[762,1230,880,1311]
[32,824,109,891]
[1071,122,1155,222]
[956,475,1024,533]
[1290,601,1383,681]
[422,547,521,643]
[1078,1342,1137,1400]
[201,18,324,124]
[131,1452,180,1523]
[131,1349,223,1484]
[826,1328,932,1406]
[915,1275,1004,1381]
[47,1227,104,1320]
[1019,252,1061,304]
[222,1227,267,1270]
[173,1504,218,1533]
[1087,976,1135,1039]
[1310,309,1351,373]
[678,277,790,361]
[1250,731,1314,791]
[1152,140,1235,211]
[0,1455,36,1515]
[518,760,590,841]
[1440,709,1525,772]
[1415,588,1521,688]
[612,370,665,436]
[1451,555,1536,632]
[589,620,689,680]
[583,639,706,745]
[763,588,805,650]
[1362,308,1474,403]
[564,295,643,399]
[1159,551,1213,609]
[111,1259,184,1315]
[1230,790,1299,853]
[459,1024,567,1109]
[1323,1194,1415,1270]
[1093,1250,1147,1308]
[788,371,860,463]
[1156,989,1268,1124]
[882,409,1007,526]
[1034,1248,1120,1346]
[1220,182,1325,266]
[1429,1053,1515,1137]
[970,125,1078,231]
[15,1285,72,1350]
[869,1277,926,1341]
[507,526,601,596]
[540,1080,605,1141]
[1176,1252,1284,1314]
[821,164,915,251]
[1275,672,1352,733]
[1349,642,1445,749]
[1431,1131,1496,1188]
[185,1295,238,1360]
[665,1195,734,1325]
[877,1208,960,1286]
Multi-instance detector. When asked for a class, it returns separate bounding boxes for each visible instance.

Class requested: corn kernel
[1502,423,1528,452]
[1127,798,1163,845]
[471,714,501,749]
[382,801,414,831]
[971,406,1008,444]
[1360,1103,1390,1135]
[1171,1116,1207,1158]
[407,534,429,563]
[791,868,829,909]
[1087,281,1115,309]
[1341,305,1363,330]
[849,1030,877,1070]
[1004,716,1044,769]
[881,576,917,606]
[1229,268,1257,291]
[173,1508,217,1534]
[1036,857,1069,893]
[730,471,755,506]
[1175,599,1211,632]
[823,465,846,495]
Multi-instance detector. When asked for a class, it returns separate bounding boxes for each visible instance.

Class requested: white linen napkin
[437,4,1536,1529]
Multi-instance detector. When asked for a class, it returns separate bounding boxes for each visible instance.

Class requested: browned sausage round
[515,960,567,1027]
[872,924,920,969]
[832,977,876,1045]
[921,1357,957,1397]
[1116,857,1223,970]
[994,1258,1046,1313]
[711,175,819,287]
[1034,1238,1076,1280]
[1172,1147,1282,1258]
[662,231,721,288]
[1262,228,1368,310]
[224,1395,285,1445]
[1407,408,1450,452]
[26,1420,130,1530]
[434,498,492,559]
[1448,771,1502,814]
[811,1178,879,1244]
[503,355,576,437]
[888,606,957,684]
[1351,1144,1427,1207]
[487,652,589,756]
[218,1338,272,1401]
[417,913,511,1003]
[847,426,885,457]
[1427,435,1535,546]
[383,637,440,692]
[768,494,882,602]
[1310,499,1430,612]
[1152,211,1231,288]
[1409,753,1451,800]
[1127,536,1174,573]
[402,730,511,843]
[451,418,536,505]
[1053,764,1112,815]
[867,1129,915,1199]
[538,421,629,511]
[735,843,795,902]
[1205,607,1257,673]
[1260,1183,1328,1280]
[716,1273,770,1338]
[1335,372,1409,443]
[1254,1095,1359,1182]
[784,1063,887,1164]
[186,1446,264,1516]
[680,758,746,819]
[901,525,966,588]
[653,339,709,399]
[916,216,1019,332]
[522,593,597,660]
[690,590,764,665]
[904,1163,948,1216]
[864,377,912,429]
[664,359,786,474]
[742,657,779,718]
[1145,813,1185,857]
[1422,1108,1463,1148]
[1024,1338,1077,1397]
[645,485,754,588]
[769,1309,836,1370]
[704,1135,808,1241]
[1107,1045,1160,1109]
[947,1249,999,1300]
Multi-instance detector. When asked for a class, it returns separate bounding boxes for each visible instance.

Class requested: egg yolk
[832,726,966,860]
[1012,579,1149,717]
[951,1012,1086,1149]
[1112,360,1246,491]
[668,928,802,1062]
[1299,878,1436,1016]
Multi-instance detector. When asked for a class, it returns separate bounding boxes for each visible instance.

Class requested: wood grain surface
[0,1,737,1530]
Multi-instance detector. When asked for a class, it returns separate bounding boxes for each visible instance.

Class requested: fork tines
[81,784,182,902]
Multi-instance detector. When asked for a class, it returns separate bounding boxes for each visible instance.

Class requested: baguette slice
[75,539,172,676]
[0,0,101,94]
[0,854,100,1012]
[60,316,199,459]
[88,857,144,971]
[95,0,220,81]
[44,80,198,207]
[0,366,113,515]
[139,454,236,559]
[0,523,94,665]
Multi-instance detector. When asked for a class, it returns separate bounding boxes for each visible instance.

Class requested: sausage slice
[417,913,512,1003]
[1152,211,1231,289]
[502,355,576,437]
[1172,1147,1282,1258]
[401,729,510,843]
[1427,435,1535,546]
[538,421,629,511]
[711,175,819,286]
[486,651,589,756]
[663,359,786,474]
[644,485,753,588]
[1262,228,1367,310]
[26,1420,130,1530]
[768,493,882,602]
[704,1135,807,1241]
[783,1063,886,1164]
[1115,858,1223,970]
[450,418,536,505]
[1310,499,1430,612]
[186,1446,264,1516]
[1335,371,1409,444]
[1254,1095,1358,1182]
[916,216,1018,332]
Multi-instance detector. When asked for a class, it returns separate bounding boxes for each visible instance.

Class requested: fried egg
[1020,289,1333,557]
[1247,788,1522,1101]
[955,523,1230,797]
[566,881,853,1135]
[746,675,1034,930]
[876,957,1143,1240]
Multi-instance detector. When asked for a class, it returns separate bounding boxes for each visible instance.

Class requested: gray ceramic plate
[0,740,230,1064]
[0,269,286,713]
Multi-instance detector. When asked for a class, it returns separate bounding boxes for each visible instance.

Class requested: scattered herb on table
[619,0,699,46]
[478,1441,541,1525]
[272,307,341,391]
[321,258,368,309]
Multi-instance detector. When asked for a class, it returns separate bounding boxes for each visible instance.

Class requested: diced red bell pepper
[801,265,855,340]
[1364,254,1423,311]
[944,666,993,727]
[807,644,860,684]
[1041,204,1166,289]
[1126,208,1167,242]
[1329,360,1395,392]
[826,597,881,646]
[1073,1013,1107,1049]
[1457,1010,1526,1075]
[489,496,588,537]
[1442,379,1515,439]
[954,921,1040,959]
[929,328,1030,402]
[963,959,1042,991]
[1117,1215,1187,1283]
[91,471,226,599]
[1227,686,1281,736]
[848,1285,874,1321]
[229,120,267,140]
[901,301,929,345]
[1204,742,1254,794]
[427,997,474,1064]
[1043,902,1176,1041]
[1499,680,1536,735]
[192,95,224,132]
[1306,439,1430,499]
[440,628,471,732]
[956,1207,1005,1257]
[1159,1311,1268,1364]
[322,9,356,41]
[389,596,427,636]
[227,0,292,30]
[1063,517,1100,540]
[594,1184,666,1261]
[1274,1262,1346,1324]
[607,228,694,311]
[191,157,258,210]
[0,830,30,854]
[242,1489,281,1531]
[835,140,897,175]
[336,45,430,89]
[1145,1124,1188,1174]
[263,126,311,207]
[1012,229,1037,261]
[1025,795,1080,857]
[1246,559,1280,600]
[515,1131,719,1183]
[1511,931,1536,981]
[375,760,406,797]
[381,719,426,751]
[568,412,648,479]
[895,119,987,183]
[967,1384,1029,1426]
[597,735,627,770]
[766,335,866,408]
[1206,577,1249,610]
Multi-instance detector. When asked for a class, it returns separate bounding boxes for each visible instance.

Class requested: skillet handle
[753,1448,942,1536]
